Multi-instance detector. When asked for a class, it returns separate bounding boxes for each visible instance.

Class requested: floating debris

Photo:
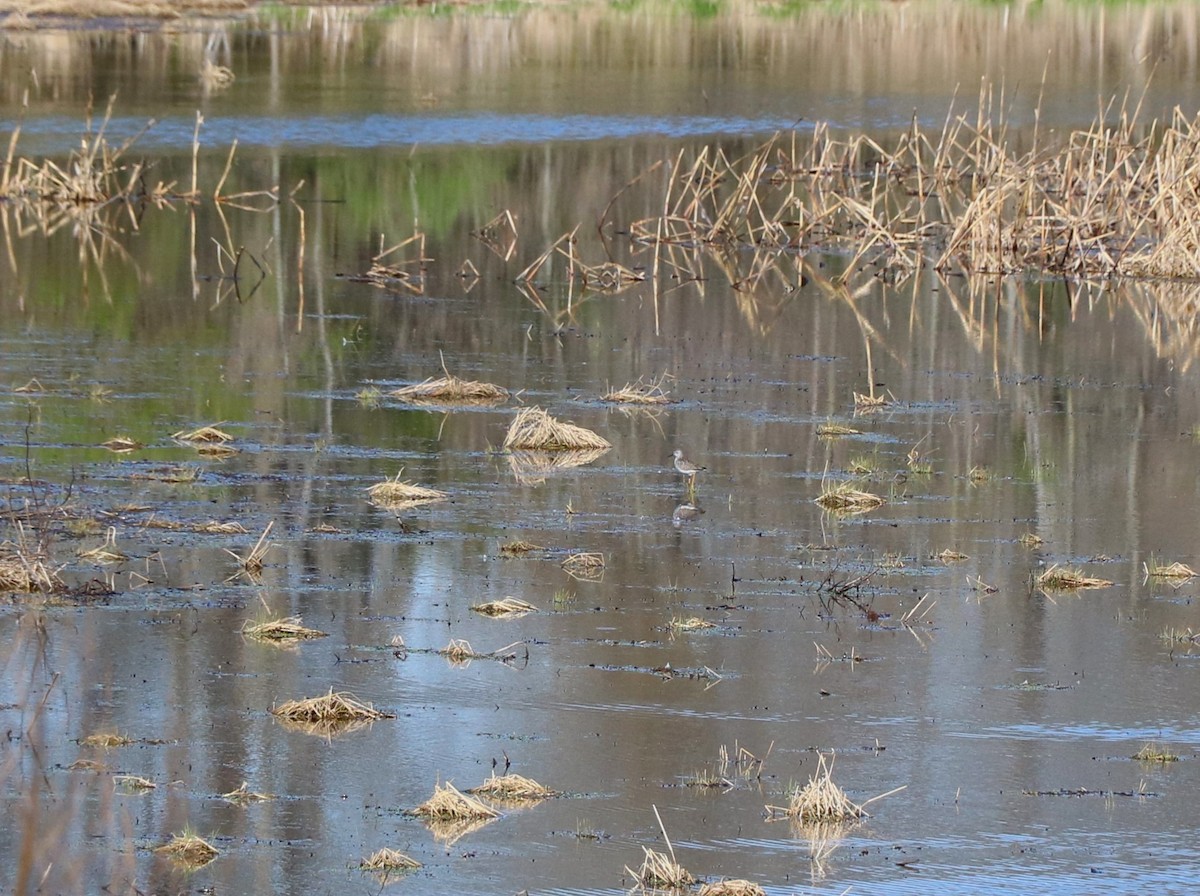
[359,847,421,871]
[467,772,557,801]
[222,781,273,803]
[815,484,885,513]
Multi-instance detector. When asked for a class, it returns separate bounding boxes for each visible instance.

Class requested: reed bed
[366,473,448,508]
[359,847,421,872]
[503,407,611,452]
[467,772,557,801]
[412,781,501,821]
[241,615,328,642]
[602,373,672,404]
[1037,564,1114,590]
[156,832,218,867]
[470,597,537,617]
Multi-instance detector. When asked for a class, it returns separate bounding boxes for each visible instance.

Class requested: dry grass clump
[698,881,766,896]
[499,539,541,557]
[1144,558,1196,579]
[101,436,143,452]
[412,781,501,821]
[814,483,885,513]
[0,550,64,593]
[172,424,233,444]
[1037,564,1114,590]
[602,373,671,404]
[670,616,716,632]
[1019,532,1045,547]
[366,473,448,508]
[765,754,867,822]
[562,551,606,580]
[390,371,508,405]
[78,527,127,563]
[817,422,860,437]
[1133,742,1179,763]
[359,847,421,871]
[156,832,218,867]
[627,846,696,890]
[503,407,611,452]
[80,732,133,748]
[1160,626,1200,645]
[467,773,557,801]
[113,775,156,792]
[199,59,235,89]
[470,597,537,618]
[222,781,273,804]
[271,689,392,725]
[242,616,328,642]
[439,639,482,664]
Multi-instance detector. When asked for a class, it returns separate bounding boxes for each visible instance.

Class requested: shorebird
[671,449,704,487]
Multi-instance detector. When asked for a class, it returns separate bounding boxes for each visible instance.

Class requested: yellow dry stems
[241,616,328,641]
[366,473,448,507]
[561,551,606,580]
[223,781,273,803]
[80,732,133,748]
[503,407,611,452]
[670,616,716,632]
[271,689,392,724]
[466,773,557,800]
[172,424,233,443]
[499,540,542,557]
[156,832,218,867]
[602,373,672,404]
[815,483,885,513]
[1037,564,1114,590]
[1144,558,1196,579]
[412,781,500,821]
[225,521,274,572]
[698,881,767,896]
[470,597,538,618]
[359,847,421,871]
[101,436,143,452]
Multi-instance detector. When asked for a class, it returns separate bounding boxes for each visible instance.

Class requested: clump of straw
[156,832,218,867]
[271,689,392,724]
[467,773,557,801]
[815,484,885,513]
[412,781,500,821]
[0,551,64,594]
[225,521,274,573]
[765,753,904,822]
[241,616,327,642]
[359,847,421,871]
[503,407,611,452]
[366,473,447,508]
[499,540,542,557]
[625,806,695,890]
[470,598,537,618]
[817,422,860,437]
[78,527,127,564]
[172,424,233,444]
[390,357,509,405]
[602,373,671,405]
[1144,558,1196,580]
[562,551,605,580]
[101,436,143,452]
[507,448,609,482]
[80,732,133,748]
[699,881,766,896]
[1037,564,1113,590]
[440,639,481,664]
[223,781,273,803]
[113,775,156,792]
[670,616,716,632]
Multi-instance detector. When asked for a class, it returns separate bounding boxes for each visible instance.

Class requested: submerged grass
[602,373,672,404]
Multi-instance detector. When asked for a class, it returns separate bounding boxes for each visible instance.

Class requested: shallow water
[4,4,1200,895]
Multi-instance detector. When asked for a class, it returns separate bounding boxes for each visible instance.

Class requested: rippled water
[3,4,1200,895]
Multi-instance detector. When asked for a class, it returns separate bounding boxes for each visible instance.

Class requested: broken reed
[626,93,1200,285]
[603,373,672,405]
[470,597,537,617]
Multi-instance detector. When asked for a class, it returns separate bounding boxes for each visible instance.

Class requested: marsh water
[5,3,1200,894]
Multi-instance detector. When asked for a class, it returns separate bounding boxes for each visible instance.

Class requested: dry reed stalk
[78,527,127,564]
[359,847,421,871]
[439,638,481,664]
[698,881,767,896]
[473,209,518,260]
[101,436,143,452]
[196,521,248,534]
[814,484,885,513]
[223,781,273,803]
[156,832,218,867]
[467,773,557,800]
[0,551,63,594]
[1037,564,1114,590]
[366,473,447,507]
[172,424,233,443]
[577,259,645,291]
[350,232,428,293]
[242,616,328,642]
[271,689,392,724]
[225,521,274,572]
[626,846,696,890]
[1160,626,1200,645]
[413,781,501,821]
[602,373,672,404]
[937,549,969,563]
[132,466,198,483]
[470,597,537,618]
[199,59,235,89]
[561,551,606,580]
[503,407,611,452]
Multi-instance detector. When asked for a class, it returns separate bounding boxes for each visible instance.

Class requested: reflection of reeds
[506,448,609,484]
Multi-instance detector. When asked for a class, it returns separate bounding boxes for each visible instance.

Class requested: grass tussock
[503,407,611,452]
[766,753,903,823]
[366,473,448,508]
[156,832,218,867]
[561,551,606,580]
[390,361,509,404]
[413,781,501,821]
[499,539,542,557]
[814,483,885,513]
[1037,564,1114,591]
[698,881,767,896]
[670,616,716,632]
[470,597,537,617]
[1133,742,1179,763]
[627,846,696,890]
[101,436,143,452]
[602,373,672,404]
[0,550,64,594]
[1144,558,1197,579]
[80,732,133,748]
[817,422,861,437]
[172,424,233,444]
[242,615,328,642]
[113,775,156,792]
[359,847,421,872]
[467,772,557,801]
[222,781,273,804]
[271,689,392,725]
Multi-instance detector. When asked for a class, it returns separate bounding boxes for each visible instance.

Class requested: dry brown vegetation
[271,689,392,737]
[503,407,611,452]
[79,732,133,748]
[699,881,767,896]
[1037,564,1114,591]
[602,373,671,404]
[467,772,557,801]
[766,753,903,822]
[241,615,327,642]
[366,473,448,508]
[222,781,272,803]
[359,847,421,872]
[499,539,542,557]
[561,551,606,581]
[350,233,428,293]
[389,356,509,405]
[156,832,218,867]
[814,484,885,513]
[412,781,500,821]
[470,597,537,617]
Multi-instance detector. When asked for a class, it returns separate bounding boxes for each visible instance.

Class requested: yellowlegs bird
[671,449,704,488]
